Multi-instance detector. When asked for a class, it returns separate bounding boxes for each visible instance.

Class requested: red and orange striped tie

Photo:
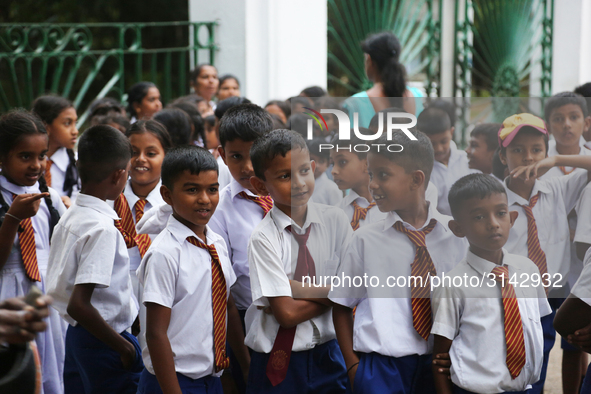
[394,219,437,340]
[133,199,152,257]
[519,193,549,289]
[113,194,139,249]
[12,194,41,282]
[350,201,376,230]
[491,265,526,379]
[238,191,273,215]
[45,159,53,187]
[186,236,230,372]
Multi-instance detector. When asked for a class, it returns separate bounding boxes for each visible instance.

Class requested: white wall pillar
[439,0,456,98]
[189,0,327,106]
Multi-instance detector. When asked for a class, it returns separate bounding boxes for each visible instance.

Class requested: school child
[417,106,478,216]
[46,125,143,393]
[541,92,591,393]
[32,95,80,206]
[465,123,501,175]
[0,109,67,394]
[497,113,591,394]
[307,138,342,206]
[431,173,551,393]
[329,130,467,394]
[136,146,250,394]
[112,120,171,340]
[554,249,591,394]
[246,129,353,393]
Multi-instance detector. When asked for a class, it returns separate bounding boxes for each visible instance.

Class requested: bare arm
[432,335,454,394]
[67,283,136,370]
[511,155,591,181]
[332,304,359,389]
[554,295,591,353]
[290,280,333,306]
[226,294,250,381]
[267,296,329,328]
[145,302,182,394]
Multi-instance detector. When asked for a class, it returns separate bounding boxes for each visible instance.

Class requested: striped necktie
[238,191,273,215]
[186,236,230,372]
[113,194,139,249]
[518,193,549,288]
[491,265,526,379]
[45,159,53,188]
[394,219,438,340]
[133,199,152,257]
[350,201,376,230]
[12,194,41,282]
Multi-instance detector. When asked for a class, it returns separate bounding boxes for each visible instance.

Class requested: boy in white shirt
[136,146,249,393]
[329,130,467,393]
[46,125,143,393]
[308,138,342,206]
[432,173,551,393]
[418,106,478,215]
[246,129,353,393]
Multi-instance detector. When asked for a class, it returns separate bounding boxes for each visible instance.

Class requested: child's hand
[347,362,359,389]
[510,156,557,181]
[0,295,52,343]
[432,353,452,379]
[567,323,591,353]
[7,193,49,221]
[119,340,137,370]
[256,305,274,315]
[61,196,72,209]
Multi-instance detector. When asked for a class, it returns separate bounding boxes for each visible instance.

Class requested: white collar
[0,175,40,196]
[270,202,323,234]
[504,177,551,206]
[49,147,70,172]
[383,202,449,233]
[465,248,519,277]
[230,178,257,199]
[166,214,220,246]
[342,189,370,206]
[123,179,163,209]
[75,193,120,220]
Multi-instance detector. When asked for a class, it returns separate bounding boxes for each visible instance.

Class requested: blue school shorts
[453,385,527,394]
[64,324,143,394]
[581,362,591,394]
[137,368,222,394]
[246,339,350,394]
[352,352,434,394]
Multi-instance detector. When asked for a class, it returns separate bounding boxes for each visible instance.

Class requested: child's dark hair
[251,129,307,180]
[544,91,589,124]
[77,125,132,184]
[31,95,79,196]
[172,94,205,107]
[168,101,205,144]
[370,130,434,184]
[219,103,273,148]
[126,120,173,152]
[161,145,218,190]
[499,126,549,156]
[189,64,217,84]
[574,82,591,98]
[300,86,327,98]
[214,96,252,120]
[417,106,451,135]
[127,82,157,118]
[153,108,192,147]
[219,74,240,87]
[368,107,408,132]
[492,147,508,180]
[270,114,286,130]
[361,32,406,98]
[91,114,131,132]
[288,113,315,139]
[470,123,501,151]
[204,115,216,129]
[307,138,330,162]
[427,99,457,127]
[329,129,372,159]
[448,173,507,219]
[0,110,59,235]
[88,97,126,118]
[265,100,291,120]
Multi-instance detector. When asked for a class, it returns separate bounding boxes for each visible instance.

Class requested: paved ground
[545,336,562,393]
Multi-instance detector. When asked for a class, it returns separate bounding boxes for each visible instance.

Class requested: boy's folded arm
[432,335,454,394]
[332,304,358,368]
[290,280,332,305]
[554,295,591,339]
[226,294,250,379]
[267,296,329,328]
[67,283,136,368]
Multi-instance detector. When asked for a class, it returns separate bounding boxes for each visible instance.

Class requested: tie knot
[394,218,437,248]
[491,266,510,285]
[134,199,147,214]
[286,225,311,246]
[239,191,273,214]
[187,235,218,256]
[527,192,540,208]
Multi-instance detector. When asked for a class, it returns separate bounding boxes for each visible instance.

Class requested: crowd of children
[1,58,591,394]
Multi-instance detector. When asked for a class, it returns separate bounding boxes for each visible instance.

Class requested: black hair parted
[265,100,291,120]
[448,173,507,219]
[0,109,47,159]
[370,129,434,184]
[77,125,132,184]
[31,95,73,125]
[219,103,273,148]
[470,123,501,151]
[251,129,308,180]
[88,97,125,118]
[544,91,589,123]
[300,86,327,98]
[161,145,218,190]
[126,120,173,152]
[215,96,253,120]
[153,108,192,147]
[189,64,217,84]
[362,31,406,98]
[219,74,240,87]
[168,101,205,144]
[127,82,157,118]
[417,106,452,135]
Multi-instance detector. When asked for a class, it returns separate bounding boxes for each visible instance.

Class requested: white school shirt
[338,190,387,229]
[209,179,267,311]
[245,202,353,353]
[216,155,232,191]
[121,180,165,271]
[137,216,236,379]
[541,143,591,180]
[48,146,79,200]
[431,141,480,216]
[575,182,591,246]
[571,249,591,305]
[136,203,172,236]
[0,175,66,275]
[46,193,137,333]
[310,172,342,206]
[431,250,551,393]
[503,171,588,292]
[328,204,468,357]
